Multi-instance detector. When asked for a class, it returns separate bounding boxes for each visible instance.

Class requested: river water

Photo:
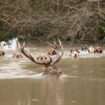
[0,46,105,105]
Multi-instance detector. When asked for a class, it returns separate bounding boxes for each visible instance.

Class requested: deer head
[94,46,103,53]
[20,39,63,76]
[0,41,7,47]
[12,40,23,59]
[70,48,80,58]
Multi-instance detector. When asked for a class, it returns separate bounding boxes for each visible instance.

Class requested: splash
[8,37,18,51]
[0,69,73,80]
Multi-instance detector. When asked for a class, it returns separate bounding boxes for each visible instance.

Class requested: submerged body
[20,39,63,76]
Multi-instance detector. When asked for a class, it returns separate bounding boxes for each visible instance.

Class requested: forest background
[0,0,105,44]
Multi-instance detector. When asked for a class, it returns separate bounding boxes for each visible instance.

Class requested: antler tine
[53,41,56,45]
[22,42,25,48]
[16,39,19,49]
[58,38,61,45]
[47,40,60,50]
[20,45,34,62]
[58,38,64,56]
[20,43,52,65]
[52,39,64,65]
[53,41,58,49]
[20,42,37,63]
[47,42,55,48]
[18,42,25,51]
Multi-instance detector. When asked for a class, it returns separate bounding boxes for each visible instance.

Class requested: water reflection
[40,78,64,105]
[64,78,105,105]
[0,78,64,105]
[0,76,105,105]
[0,79,32,105]
[0,46,105,105]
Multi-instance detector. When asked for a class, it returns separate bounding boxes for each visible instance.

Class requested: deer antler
[16,40,21,50]
[47,42,56,48]
[47,39,63,49]
[47,40,59,49]
[20,43,52,65]
[51,39,64,65]
[20,40,63,76]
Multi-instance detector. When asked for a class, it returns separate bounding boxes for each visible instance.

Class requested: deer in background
[0,38,23,58]
[12,39,23,59]
[88,46,103,53]
[70,48,80,58]
[0,41,7,56]
[20,39,64,76]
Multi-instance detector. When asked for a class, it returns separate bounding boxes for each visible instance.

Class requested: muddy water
[0,46,105,105]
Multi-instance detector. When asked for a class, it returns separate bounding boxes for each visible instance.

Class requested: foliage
[0,0,105,43]
[0,34,17,41]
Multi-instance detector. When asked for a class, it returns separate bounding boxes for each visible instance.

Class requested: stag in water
[20,39,63,76]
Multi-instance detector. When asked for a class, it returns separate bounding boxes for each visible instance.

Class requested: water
[0,45,105,105]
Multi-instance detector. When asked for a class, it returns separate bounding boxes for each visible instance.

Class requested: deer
[88,46,103,53]
[0,41,7,56]
[70,48,80,58]
[0,41,7,47]
[12,39,23,59]
[20,39,64,76]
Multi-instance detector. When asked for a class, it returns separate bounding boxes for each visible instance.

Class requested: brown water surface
[0,46,105,105]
